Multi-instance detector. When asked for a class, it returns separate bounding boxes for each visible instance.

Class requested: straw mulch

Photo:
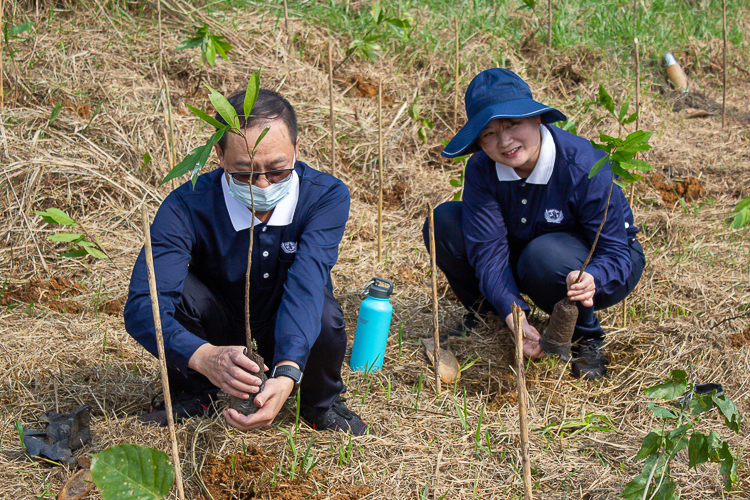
[1,2,748,499]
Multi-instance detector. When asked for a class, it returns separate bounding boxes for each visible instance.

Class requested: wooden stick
[377,78,383,264]
[328,40,336,178]
[624,35,640,328]
[162,77,175,189]
[453,18,459,133]
[548,0,552,48]
[428,202,441,393]
[157,0,163,77]
[141,207,185,500]
[512,303,532,500]
[722,0,727,129]
[282,0,291,45]
[1,0,4,109]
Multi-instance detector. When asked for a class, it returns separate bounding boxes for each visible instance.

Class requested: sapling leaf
[719,442,737,491]
[647,402,678,419]
[635,431,662,461]
[186,104,224,129]
[91,443,174,500]
[48,233,85,242]
[40,208,78,227]
[619,475,647,500]
[622,130,653,148]
[712,395,741,433]
[707,430,723,460]
[611,150,636,162]
[588,155,609,179]
[417,127,427,143]
[84,246,108,259]
[62,249,89,258]
[8,22,34,37]
[206,85,240,130]
[620,159,653,172]
[689,392,714,414]
[205,41,217,66]
[598,85,615,114]
[192,128,226,187]
[618,96,630,123]
[734,196,750,213]
[48,100,63,126]
[162,146,202,186]
[591,141,613,153]
[645,370,687,400]
[653,475,677,500]
[175,35,203,50]
[141,152,152,171]
[623,112,639,125]
[449,179,461,187]
[213,38,231,62]
[730,208,750,229]
[688,432,709,468]
[254,127,271,149]
[244,71,261,118]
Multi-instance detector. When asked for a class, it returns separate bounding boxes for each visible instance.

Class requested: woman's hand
[566,271,596,307]
[223,376,296,431]
[505,311,544,358]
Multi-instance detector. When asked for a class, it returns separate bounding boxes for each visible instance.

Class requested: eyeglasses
[227,168,294,185]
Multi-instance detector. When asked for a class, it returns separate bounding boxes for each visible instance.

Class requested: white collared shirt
[495,125,556,185]
[221,170,300,232]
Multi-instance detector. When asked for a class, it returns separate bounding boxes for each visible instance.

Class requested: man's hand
[188,344,265,399]
[223,375,296,431]
[505,311,544,358]
[566,270,596,307]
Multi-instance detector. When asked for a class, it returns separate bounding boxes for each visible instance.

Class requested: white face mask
[227,154,296,212]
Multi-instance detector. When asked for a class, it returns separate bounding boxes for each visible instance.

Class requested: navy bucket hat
[442,68,566,158]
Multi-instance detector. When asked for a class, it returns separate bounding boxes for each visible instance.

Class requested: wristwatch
[271,365,303,388]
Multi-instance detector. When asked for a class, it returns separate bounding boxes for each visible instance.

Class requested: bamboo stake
[377,78,383,264]
[428,202,441,393]
[141,207,185,500]
[453,18,459,133]
[328,41,336,178]
[1,0,4,109]
[624,35,640,328]
[513,303,532,500]
[157,0,163,76]
[282,0,291,45]
[722,0,727,129]
[547,0,552,48]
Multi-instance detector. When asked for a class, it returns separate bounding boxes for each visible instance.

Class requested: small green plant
[728,197,750,229]
[175,24,232,70]
[620,370,741,500]
[35,208,108,259]
[333,3,412,72]
[539,412,615,439]
[408,98,434,143]
[595,85,638,130]
[2,21,34,59]
[447,153,469,201]
[90,443,174,500]
[275,426,318,481]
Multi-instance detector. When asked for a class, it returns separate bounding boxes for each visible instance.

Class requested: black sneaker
[137,393,216,426]
[571,340,608,380]
[300,397,368,436]
[439,312,482,343]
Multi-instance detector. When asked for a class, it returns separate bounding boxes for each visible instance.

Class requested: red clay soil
[200,445,372,500]
[0,277,122,315]
[727,326,750,349]
[648,173,704,206]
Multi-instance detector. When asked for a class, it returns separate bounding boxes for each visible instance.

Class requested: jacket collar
[494,124,556,184]
[221,170,299,232]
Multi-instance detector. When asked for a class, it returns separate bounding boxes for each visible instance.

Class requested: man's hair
[215,88,298,150]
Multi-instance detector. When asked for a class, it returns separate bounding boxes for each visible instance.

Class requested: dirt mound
[727,326,750,349]
[0,277,122,315]
[647,173,704,205]
[200,445,372,500]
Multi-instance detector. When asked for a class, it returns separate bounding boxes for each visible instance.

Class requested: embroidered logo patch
[281,242,298,254]
[544,209,564,223]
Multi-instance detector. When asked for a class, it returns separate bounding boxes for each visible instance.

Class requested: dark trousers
[423,201,645,342]
[170,272,347,410]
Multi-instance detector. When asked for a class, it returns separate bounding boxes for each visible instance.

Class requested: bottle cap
[363,277,394,299]
[664,52,678,66]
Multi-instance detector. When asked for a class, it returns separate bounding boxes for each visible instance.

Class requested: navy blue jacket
[462,125,638,318]
[124,162,349,376]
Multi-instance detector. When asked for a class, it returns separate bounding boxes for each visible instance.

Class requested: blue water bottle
[349,277,394,371]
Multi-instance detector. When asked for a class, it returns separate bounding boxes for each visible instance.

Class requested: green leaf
[449,179,461,187]
[689,393,715,414]
[244,70,261,118]
[618,96,630,122]
[712,394,741,433]
[61,249,88,258]
[213,36,231,61]
[141,152,152,171]
[648,403,678,419]
[622,130,653,149]
[47,233,84,242]
[623,112,638,125]
[40,208,78,227]
[254,126,270,150]
[619,476,647,500]
[730,208,750,229]
[653,475,677,500]
[48,100,63,125]
[161,146,201,186]
[688,432,709,469]
[386,18,411,28]
[204,41,217,66]
[620,159,653,172]
[186,104,224,129]
[417,127,427,143]
[8,22,34,36]
[719,442,737,491]
[175,35,203,50]
[598,85,615,114]
[735,196,750,213]
[645,371,687,400]
[707,430,723,460]
[91,444,174,500]
[588,155,609,179]
[635,431,662,461]
[35,211,57,224]
[84,246,108,259]
[206,86,239,130]
[408,104,420,121]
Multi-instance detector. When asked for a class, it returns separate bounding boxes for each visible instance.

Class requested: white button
[521,218,527,223]
[262,251,269,257]
[262,227,267,232]
[625,222,630,229]
[263,273,270,279]
[521,199,527,205]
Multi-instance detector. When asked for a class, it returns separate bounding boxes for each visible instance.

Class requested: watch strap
[271,365,303,386]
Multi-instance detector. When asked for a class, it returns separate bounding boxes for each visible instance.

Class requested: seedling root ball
[540,298,578,361]
[229,350,267,415]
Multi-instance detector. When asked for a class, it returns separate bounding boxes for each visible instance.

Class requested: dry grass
[1,1,749,499]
